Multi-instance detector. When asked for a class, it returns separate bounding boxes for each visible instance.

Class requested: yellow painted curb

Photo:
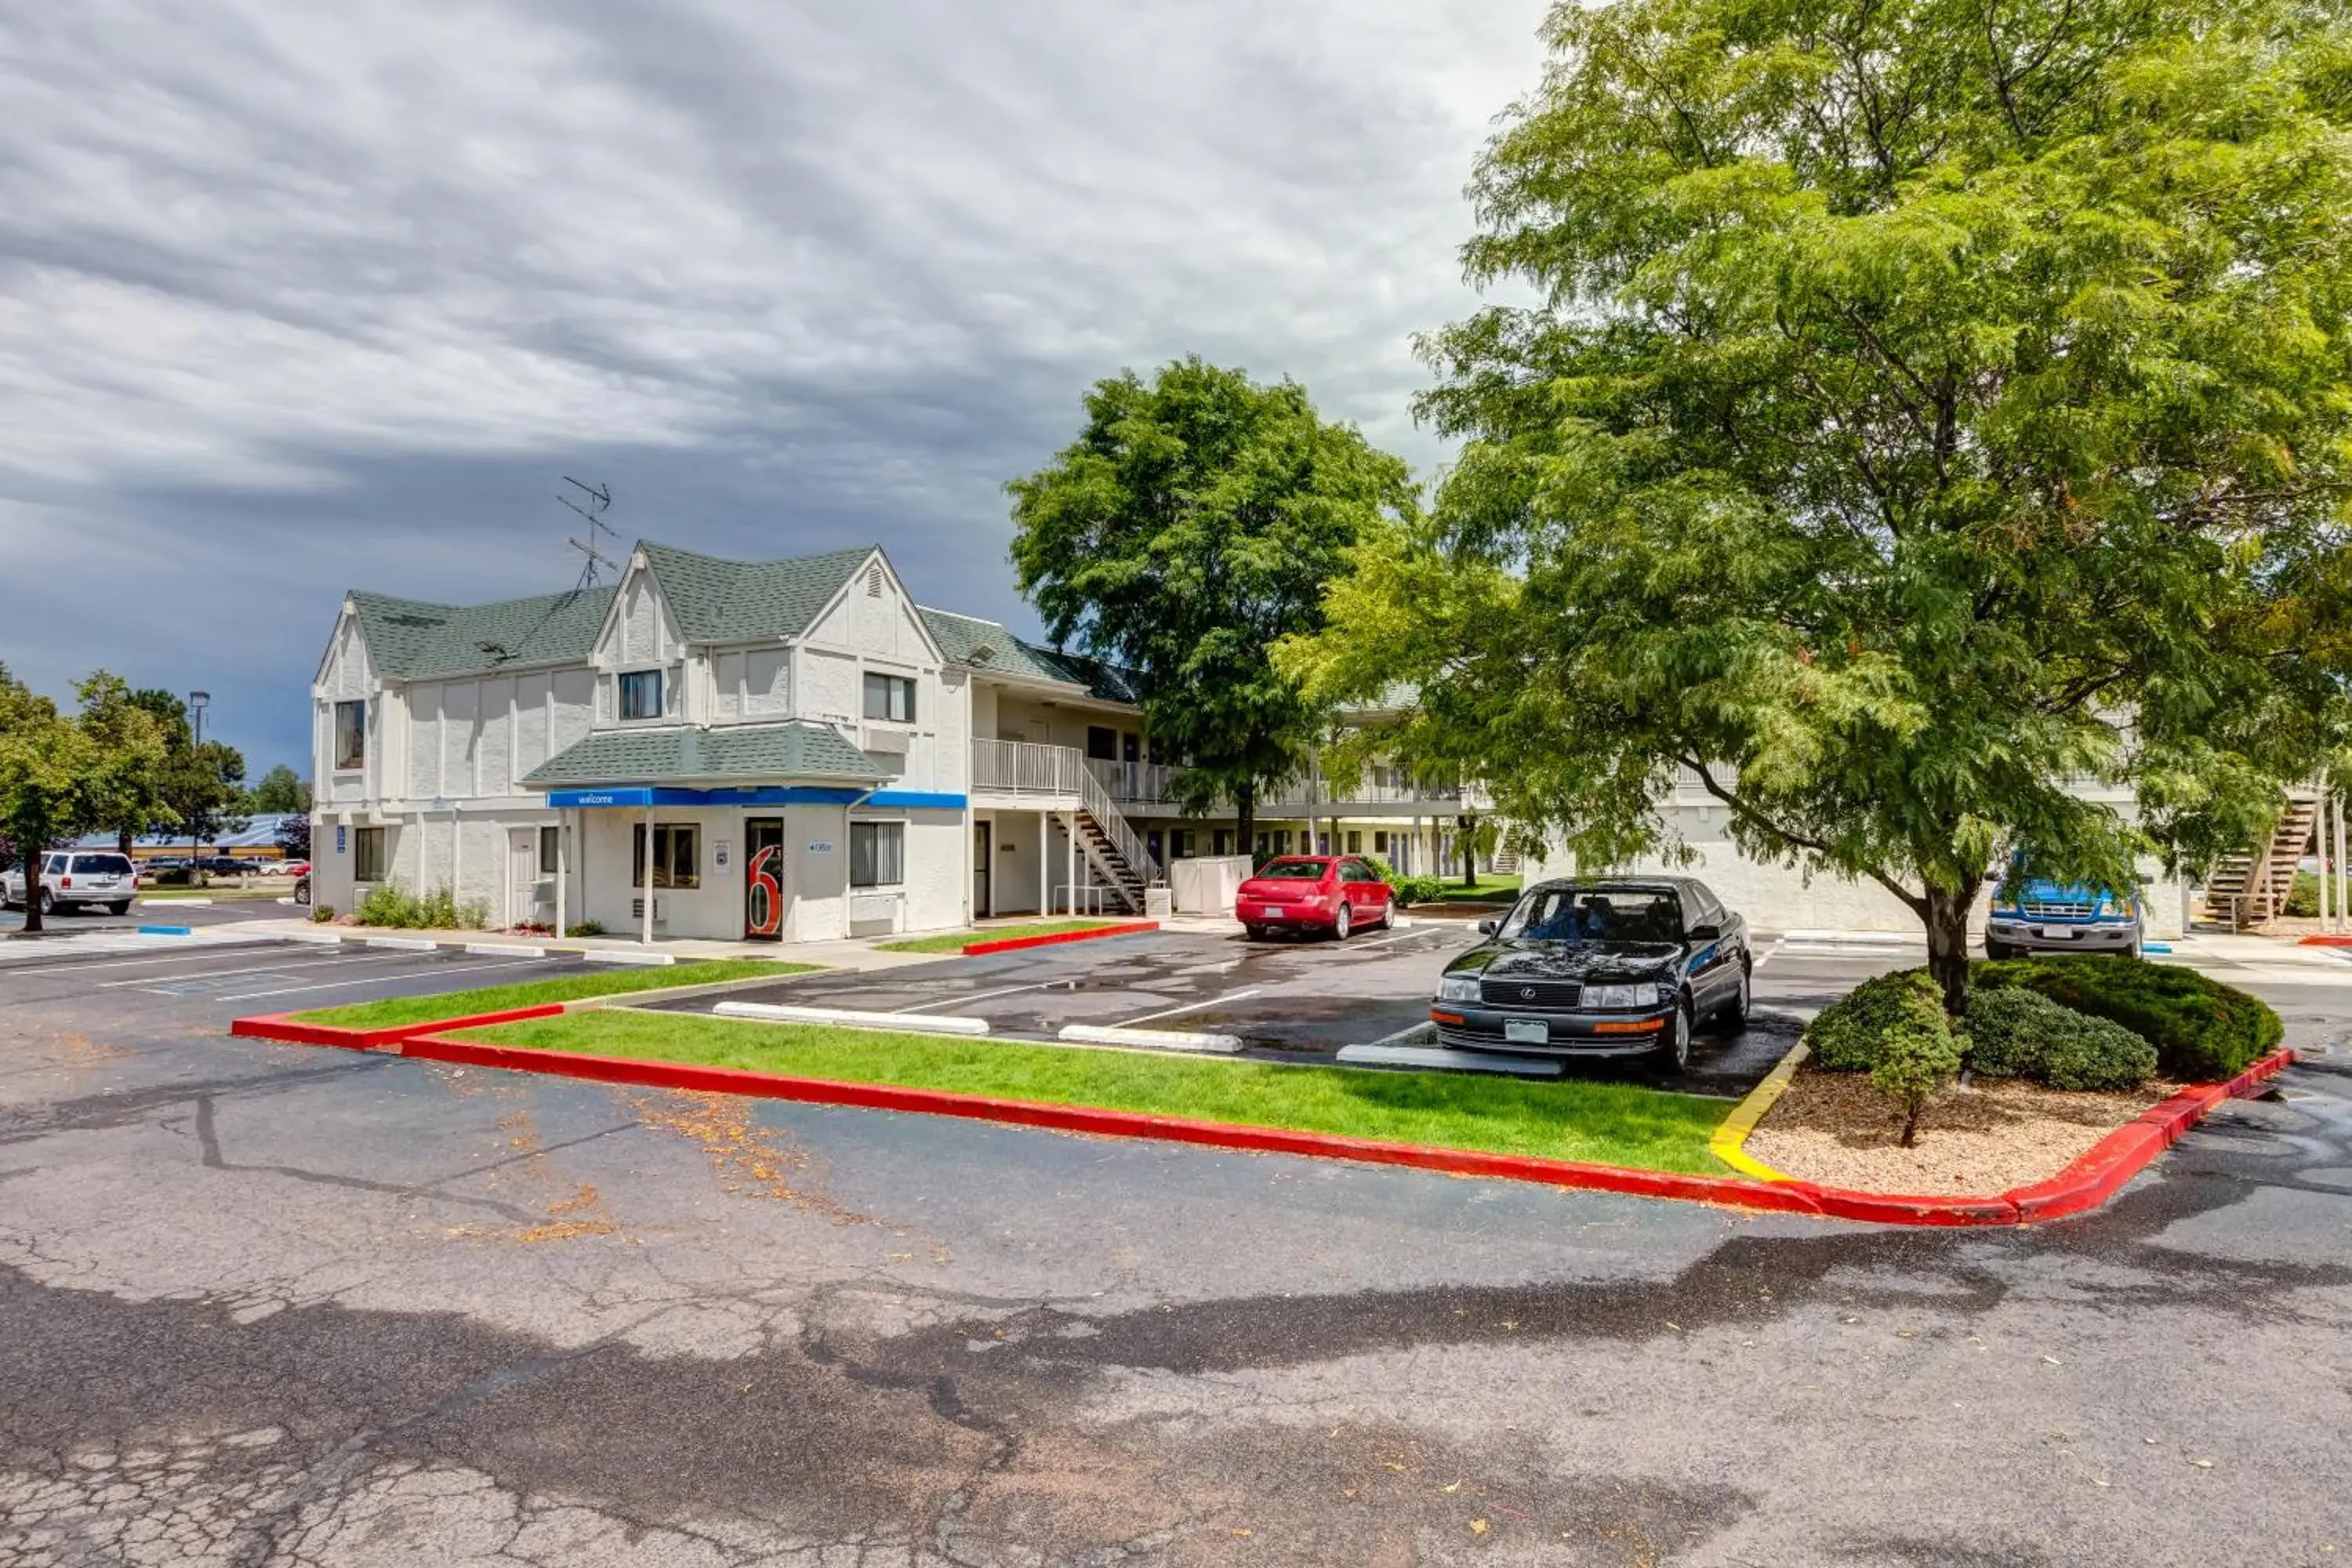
[1709,1040,1809,1182]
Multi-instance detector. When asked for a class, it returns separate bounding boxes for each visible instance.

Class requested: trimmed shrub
[309,904,336,924]
[354,880,488,931]
[2282,870,2318,919]
[566,920,606,938]
[1961,985,2155,1092]
[1976,955,2281,1081]
[1390,873,1446,907]
[1872,1000,1964,1147]
[1803,968,1950,1073]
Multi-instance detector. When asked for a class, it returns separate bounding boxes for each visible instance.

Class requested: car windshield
[1258,859,1330,880]
[1503,887,1682,944]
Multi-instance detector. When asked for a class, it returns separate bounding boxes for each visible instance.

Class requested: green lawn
[294,960,815,1029]
[448,1009,1730,1174]
[879,920,1135,953]
[1425,875,1522,905]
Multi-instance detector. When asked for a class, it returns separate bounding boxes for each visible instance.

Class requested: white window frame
[618,669,666,723]
[333,699,366,771]
[848,818,905,889]
[862,671,916,724]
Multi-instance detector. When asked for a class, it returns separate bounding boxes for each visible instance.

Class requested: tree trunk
[1923,880,1978,1017]
[21,856,42,935]
[1900,1099,1925,1149]
[1461,815,1479,887]
[1235,782,1256,868]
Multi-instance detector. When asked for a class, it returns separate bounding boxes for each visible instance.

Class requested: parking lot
[647,920,1846,1098]
[0,931,604,1030]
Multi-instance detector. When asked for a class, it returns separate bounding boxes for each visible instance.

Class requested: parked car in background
[274,860,310,877]
[1985,874,2143,958]
[1,851,140,916]
[1430,876,1751,1071]
[1236,855,1396,940]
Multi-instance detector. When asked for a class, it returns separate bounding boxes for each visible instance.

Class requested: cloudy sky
[1,0,1554,774]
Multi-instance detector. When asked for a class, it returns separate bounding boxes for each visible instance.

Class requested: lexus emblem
[1520,986,1536,1000]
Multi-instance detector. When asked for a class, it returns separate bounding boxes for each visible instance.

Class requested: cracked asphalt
[3,935,2349,1565]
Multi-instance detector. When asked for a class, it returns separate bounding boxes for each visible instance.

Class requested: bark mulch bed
[1746,1067,2180,1196]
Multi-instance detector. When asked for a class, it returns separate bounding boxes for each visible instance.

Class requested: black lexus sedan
[1429,876,1752,1071]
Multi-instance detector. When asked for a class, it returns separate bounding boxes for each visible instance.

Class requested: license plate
[1504,1019,1548,1044]
[1264,908,1288,919]
[2038,927,2077,940]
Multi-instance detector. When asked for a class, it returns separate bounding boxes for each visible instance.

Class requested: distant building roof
[65,813,299,852]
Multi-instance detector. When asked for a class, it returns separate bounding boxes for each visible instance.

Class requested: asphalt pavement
[2,931,2347,1565]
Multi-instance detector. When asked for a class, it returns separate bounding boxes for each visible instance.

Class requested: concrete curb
[222,1014,2296,1226]
[713,1000,989,1036]
[230,1004,568,1051]
[1057,1023,1243,1054]
[1708,1040,1809,1181]
[960,920,1158,956]
[138,897,212,908]
[355,1028,1833,1215]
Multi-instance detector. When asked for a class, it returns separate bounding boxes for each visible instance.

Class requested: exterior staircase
[1068,767,1159,915]
[2204,794,2318,927]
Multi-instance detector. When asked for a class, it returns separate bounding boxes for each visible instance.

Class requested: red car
[1236,855,1396,941]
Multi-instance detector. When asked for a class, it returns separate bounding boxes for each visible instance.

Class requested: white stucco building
[309,538,1480,945]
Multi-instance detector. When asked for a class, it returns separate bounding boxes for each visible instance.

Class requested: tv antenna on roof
[559,477,619,589]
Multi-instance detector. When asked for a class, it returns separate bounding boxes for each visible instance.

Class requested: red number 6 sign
[746,844,783,939]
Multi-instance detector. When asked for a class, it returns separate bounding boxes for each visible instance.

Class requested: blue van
[1985,874,2143,960]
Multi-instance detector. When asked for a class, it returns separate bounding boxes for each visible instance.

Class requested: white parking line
[216,958,546,1003]
[95,953,394,989]
[891,982,1048,1014]
[1347,929,1425,952]
[1114,986,1263,1028]
[0,942,288,978]
[1752,938,1785,969]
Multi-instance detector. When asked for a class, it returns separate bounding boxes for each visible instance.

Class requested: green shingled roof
[640,541,877,644]
[349,586,618,681]
[521,720,884,788]
[916,607,1141,705]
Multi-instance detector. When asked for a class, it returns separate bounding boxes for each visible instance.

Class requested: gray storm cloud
[0,0,1549,767]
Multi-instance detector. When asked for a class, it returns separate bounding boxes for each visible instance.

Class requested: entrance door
[509,829,537,931]
[973,821,992,918]
[745,817,786,941]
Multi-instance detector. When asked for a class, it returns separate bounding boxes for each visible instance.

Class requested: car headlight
[1584,982,1661,1010]
[1436,974,1482,1004]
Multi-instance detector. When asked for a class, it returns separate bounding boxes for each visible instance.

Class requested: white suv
[2,851,140,916]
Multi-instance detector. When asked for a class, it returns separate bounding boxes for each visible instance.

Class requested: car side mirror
[1689,922,1720,941]
[1477,918,1499,935]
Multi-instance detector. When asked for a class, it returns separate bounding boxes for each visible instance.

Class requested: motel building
[307,539,1479,946]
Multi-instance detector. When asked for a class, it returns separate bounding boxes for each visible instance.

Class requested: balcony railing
[1080,757,1463,811]
[971,737,1088,797]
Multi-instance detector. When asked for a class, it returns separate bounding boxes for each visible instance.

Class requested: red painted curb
[384,1030,1829,1217]
[230,1004,567,1051]
[228,1013,2298,1228]
[2298,935,2352,947]
[961,921,1159,956]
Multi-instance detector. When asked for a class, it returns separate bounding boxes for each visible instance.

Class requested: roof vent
[865,563,884,597]
[967,642,997,666]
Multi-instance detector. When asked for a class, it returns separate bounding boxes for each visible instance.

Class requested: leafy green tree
[249,764,312,815]
[71,673,172,851]
[127,689,245,862]
[0,666,96,933]
[1008,357,1417,859]
[1285,0,2352,1011]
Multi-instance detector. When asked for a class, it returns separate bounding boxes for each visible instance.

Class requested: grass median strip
[879,920,1132,954]
[444,1009,1731,1174]
[292,960,816,1030]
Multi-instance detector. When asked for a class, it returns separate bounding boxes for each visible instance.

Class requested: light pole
[188,691,210,871]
